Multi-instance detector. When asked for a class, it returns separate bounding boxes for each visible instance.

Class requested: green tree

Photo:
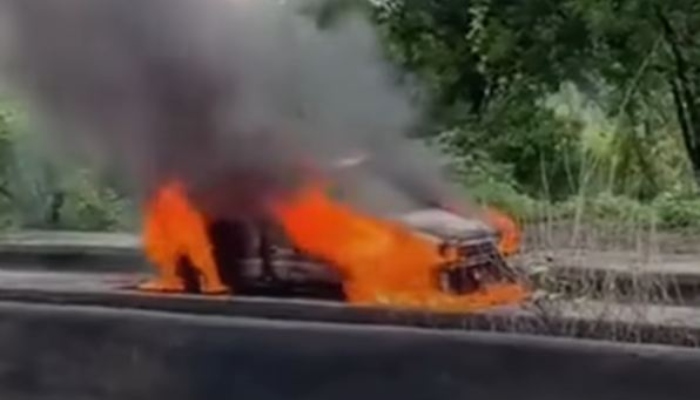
[372,0,700,201]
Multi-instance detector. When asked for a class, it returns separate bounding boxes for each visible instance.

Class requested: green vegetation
[371,0,700,234]
[3,0,700,236]
[0,103,136,231]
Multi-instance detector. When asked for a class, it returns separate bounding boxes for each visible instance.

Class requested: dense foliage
[370,0,700,229]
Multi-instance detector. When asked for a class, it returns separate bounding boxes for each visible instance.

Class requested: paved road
[0,235,699,399]
[0,269,697,345]
[1,300,700,400]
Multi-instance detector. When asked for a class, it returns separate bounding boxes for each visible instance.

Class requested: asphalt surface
[1,301,700,400]
[0,269,699,346]
[1,232,700,399]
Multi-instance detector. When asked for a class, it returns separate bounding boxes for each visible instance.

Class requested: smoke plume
[0,0,470,218]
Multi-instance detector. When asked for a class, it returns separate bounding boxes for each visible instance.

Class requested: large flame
[270,184,528,311]
[139,180,528,312]
[140,181,229,294]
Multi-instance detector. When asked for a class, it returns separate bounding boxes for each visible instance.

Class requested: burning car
[138,181,529,313]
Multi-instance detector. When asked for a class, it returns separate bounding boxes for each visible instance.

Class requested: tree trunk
[657,8,700,186]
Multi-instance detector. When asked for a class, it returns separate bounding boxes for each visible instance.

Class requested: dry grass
[506,216,700,346]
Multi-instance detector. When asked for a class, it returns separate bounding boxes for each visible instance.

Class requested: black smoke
[0,0,472,219]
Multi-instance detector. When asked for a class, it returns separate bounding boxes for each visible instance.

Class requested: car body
[202,207,521,301]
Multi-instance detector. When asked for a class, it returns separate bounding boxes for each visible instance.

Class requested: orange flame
[271,184,528,311]
[139,181,229,294]
[139,180,527,313]
[483,207,521,257]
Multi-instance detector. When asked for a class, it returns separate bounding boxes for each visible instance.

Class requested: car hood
[392,209,497,241]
